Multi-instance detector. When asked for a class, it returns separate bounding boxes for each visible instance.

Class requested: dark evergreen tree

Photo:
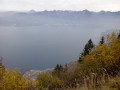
[83,39,94,56]
[99,36,105,45]
[54,64,60,71]
[53,64,64,74]
[79,39,94,62]
[52,64,65,79]
[59,64,63,71]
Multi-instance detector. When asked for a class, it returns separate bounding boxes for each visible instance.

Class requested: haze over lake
[0,10,120,72]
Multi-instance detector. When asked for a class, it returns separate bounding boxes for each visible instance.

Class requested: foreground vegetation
[0,32,120,90]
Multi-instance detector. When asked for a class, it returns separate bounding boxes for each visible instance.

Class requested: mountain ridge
[0,10,120,27]
[0,10,120,14]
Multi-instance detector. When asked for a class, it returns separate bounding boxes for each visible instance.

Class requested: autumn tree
[82,32,120,76]
[1,70,29,90]
[36,72,62,90]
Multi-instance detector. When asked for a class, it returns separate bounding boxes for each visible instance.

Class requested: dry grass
[65,75,120,90]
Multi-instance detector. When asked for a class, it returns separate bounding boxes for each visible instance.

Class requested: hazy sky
[0,0,120,11]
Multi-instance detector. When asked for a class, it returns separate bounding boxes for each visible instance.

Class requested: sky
[0,0,120,12]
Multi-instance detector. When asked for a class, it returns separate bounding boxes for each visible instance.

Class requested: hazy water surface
[0,11,120,72]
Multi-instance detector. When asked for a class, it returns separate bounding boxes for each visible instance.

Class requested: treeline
[0,32,120,90]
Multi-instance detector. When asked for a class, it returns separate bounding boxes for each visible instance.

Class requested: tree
[36,72,62,90]
[79,39,94,62]
[52,64,69,84]
[99,36,105,45]
[2,70,29,90]
[82,39,94,56]
[82,32,120,76]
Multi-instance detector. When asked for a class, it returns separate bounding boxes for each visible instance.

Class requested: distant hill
[0,10,120,27]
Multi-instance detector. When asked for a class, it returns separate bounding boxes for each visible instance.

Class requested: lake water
[0,12,120,72]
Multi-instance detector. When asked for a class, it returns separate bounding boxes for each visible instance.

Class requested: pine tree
[54,64,63,72]
[55,64,60,71]
[83,39,94,56]
[99,36,105,45]
[79,39,94,62]
[59,65,62,71]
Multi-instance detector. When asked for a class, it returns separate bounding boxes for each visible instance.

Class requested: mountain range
[0,10,120,27]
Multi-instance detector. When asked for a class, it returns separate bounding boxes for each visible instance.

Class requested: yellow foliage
[37,72,62,89]
[0,70,29,90]
[82,32,120,75]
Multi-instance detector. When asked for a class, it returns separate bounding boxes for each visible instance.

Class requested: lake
[0,11,120,72]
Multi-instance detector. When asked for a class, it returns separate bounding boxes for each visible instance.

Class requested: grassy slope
[68,75,120,90]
